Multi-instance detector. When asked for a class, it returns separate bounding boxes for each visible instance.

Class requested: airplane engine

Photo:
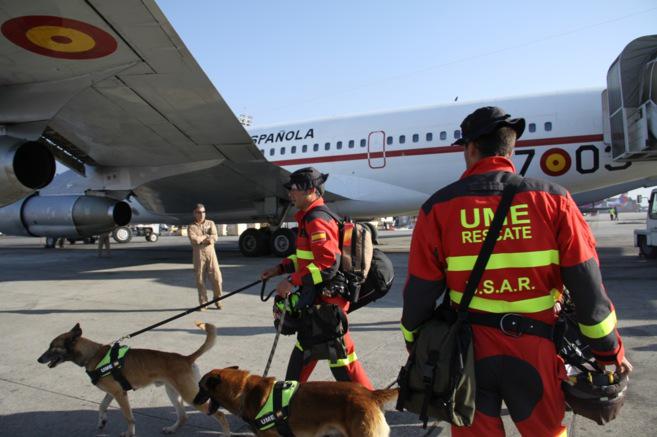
[0,195,131,238]
[0,141,56,207]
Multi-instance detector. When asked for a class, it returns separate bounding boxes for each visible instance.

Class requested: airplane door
[368,131,386,169]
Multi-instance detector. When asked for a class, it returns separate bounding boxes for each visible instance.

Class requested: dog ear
[205,374,221,391]
[70,323,82,339]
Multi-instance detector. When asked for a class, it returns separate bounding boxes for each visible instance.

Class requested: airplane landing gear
[270,228,296,257]
[239,228,271,257]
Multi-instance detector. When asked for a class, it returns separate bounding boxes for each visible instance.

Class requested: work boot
[214,301,223,310]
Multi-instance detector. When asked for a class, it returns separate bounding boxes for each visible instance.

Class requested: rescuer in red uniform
[261,167,373,389]
[401,107,632,436]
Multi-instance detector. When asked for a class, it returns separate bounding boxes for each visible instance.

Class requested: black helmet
[283,167,329,194]
[563,370,628,425]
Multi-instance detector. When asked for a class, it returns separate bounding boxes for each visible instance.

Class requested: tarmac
[0,212,655,436]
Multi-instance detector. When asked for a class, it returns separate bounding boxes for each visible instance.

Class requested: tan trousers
[194,252,223,304]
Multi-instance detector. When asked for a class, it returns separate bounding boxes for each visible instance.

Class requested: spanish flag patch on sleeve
[311,231,327,243]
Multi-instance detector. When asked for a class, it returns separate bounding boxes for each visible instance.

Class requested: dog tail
[371,388,399,408]
[187,321,217,363]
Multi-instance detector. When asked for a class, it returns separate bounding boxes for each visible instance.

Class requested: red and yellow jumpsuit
[401,157,625,436]
[279,197,373,389]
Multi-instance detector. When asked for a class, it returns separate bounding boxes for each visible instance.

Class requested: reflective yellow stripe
[400,323,417,343]
[449,289,559,313]
[329,351,358,368]
[287,254,298,271]
[295,341,303,351]
[306,262,323,284]
[446,250,560,272]
[296,249,314,260]
[579,311,617,339]
[556,427,568,437]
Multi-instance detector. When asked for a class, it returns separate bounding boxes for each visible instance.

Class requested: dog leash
[112,279,262,344]
[263,293,289,377]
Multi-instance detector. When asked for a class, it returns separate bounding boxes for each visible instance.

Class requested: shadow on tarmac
[152,319,401,337]
[0,406,250,436]
[0,403,434,437]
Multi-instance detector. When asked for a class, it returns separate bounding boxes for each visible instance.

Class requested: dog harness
[86,343,133,391]
[252,380,299,436]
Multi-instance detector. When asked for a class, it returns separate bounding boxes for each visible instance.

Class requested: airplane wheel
[239,228,268,257]
[112,226,133,244]
[639,238,657,259]
[146,232,158,243]
[270,228,296,257]
[44,237,56,249]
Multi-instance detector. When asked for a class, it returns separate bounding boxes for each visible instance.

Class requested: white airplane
[0,1,656,257]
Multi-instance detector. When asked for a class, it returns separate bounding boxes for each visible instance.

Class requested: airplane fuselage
[246,89,655,219]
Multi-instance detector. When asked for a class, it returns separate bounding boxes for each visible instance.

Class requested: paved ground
[0,212,655,436]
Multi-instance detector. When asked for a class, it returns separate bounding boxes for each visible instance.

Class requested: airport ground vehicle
[112,224,163,244]
[634,188,657,258]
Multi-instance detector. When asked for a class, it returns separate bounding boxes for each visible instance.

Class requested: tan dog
[193,367,398,436]
[37,321,229,437]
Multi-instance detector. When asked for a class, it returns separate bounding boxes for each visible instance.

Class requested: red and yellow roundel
[540,148,571,177]
[1,15,117,59]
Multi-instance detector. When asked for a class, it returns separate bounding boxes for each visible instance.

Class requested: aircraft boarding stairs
[604,35,657,162]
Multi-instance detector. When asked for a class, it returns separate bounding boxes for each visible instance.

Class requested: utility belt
[466,312,554,340]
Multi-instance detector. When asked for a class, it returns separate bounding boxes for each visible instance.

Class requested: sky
[154,0,657,198]
[156,0,657,127]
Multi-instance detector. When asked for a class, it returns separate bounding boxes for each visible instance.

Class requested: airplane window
[440,131,447,140]
[399,135,406,144]
[302,144,308,153]
[337,141,343,150]
[360,139,366,147]
[313,143,319,151]
[349,140,355,148]
[454,130,461,139]
[544,122,552,131]
[387,136,393,145]
[528,123,536,133]
[269,148,274,156]
[280,147,285,155]
[413,134,419,143]
[291,146,297,154]
[426,133,433,142]
[325,142,330,150]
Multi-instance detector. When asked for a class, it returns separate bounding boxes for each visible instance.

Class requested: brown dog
[193,367,398,436]
[37,321,229,436]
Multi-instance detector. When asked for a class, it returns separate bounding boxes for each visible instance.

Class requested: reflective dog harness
[86,343,133,391]
[253,381,299,436]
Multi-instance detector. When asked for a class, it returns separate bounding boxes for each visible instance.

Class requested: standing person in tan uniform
[188,204,223,309]
[97,231,111,257]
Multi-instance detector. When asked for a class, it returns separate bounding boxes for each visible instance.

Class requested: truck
[634,188,657,259]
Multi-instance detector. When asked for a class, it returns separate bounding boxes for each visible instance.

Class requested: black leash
[263,293,288,377]
[260,279,275,301]
[112,279,262,343]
